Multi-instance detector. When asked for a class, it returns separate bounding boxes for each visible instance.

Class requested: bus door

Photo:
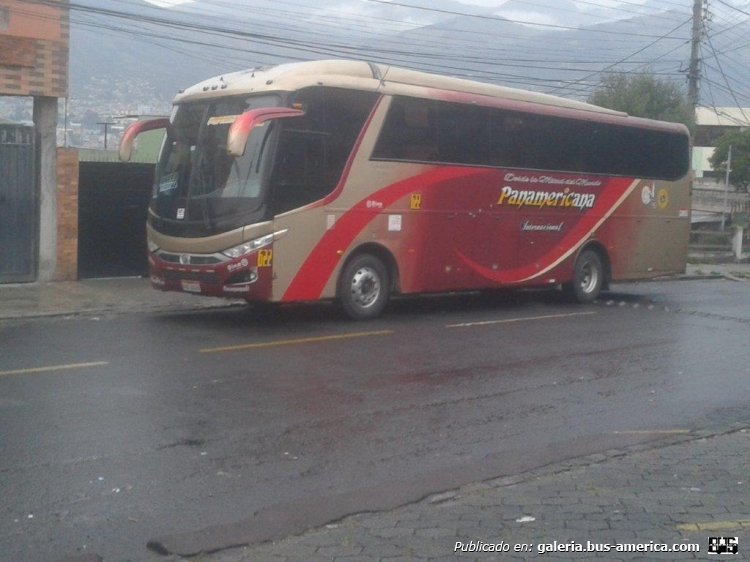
[268,125,332,301]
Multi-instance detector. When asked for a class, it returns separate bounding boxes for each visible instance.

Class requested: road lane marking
[0,361,109,377]
[612,430,691,435]
[446,311,597,328]
[677,520,750,532]
[199,330,394,353]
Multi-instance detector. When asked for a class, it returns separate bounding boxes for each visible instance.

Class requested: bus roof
[175,60,613,112]
[174,60,686,134]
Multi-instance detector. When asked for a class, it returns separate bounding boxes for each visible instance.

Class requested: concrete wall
[34,96,58,281]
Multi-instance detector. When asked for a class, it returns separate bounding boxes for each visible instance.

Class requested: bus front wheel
[566,249,604,304]
[338,254,390,320]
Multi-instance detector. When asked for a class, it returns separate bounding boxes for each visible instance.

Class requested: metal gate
[78,162,154,279]
[0,124,37,283]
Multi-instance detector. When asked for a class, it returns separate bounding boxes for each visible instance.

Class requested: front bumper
[148,246,273,300]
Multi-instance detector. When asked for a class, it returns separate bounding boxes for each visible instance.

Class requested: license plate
[181,280,201,293]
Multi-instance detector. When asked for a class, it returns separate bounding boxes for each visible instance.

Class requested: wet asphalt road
[0,279,749,561]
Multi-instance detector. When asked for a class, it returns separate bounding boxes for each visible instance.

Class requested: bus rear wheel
[338,254,390,320]
[566,249,604,304]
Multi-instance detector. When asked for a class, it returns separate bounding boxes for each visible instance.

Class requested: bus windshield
[150,95,280,236]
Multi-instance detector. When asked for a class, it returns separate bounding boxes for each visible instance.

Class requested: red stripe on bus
[455,176,636,283]
[283,170,636,301]
[282,167,482,301]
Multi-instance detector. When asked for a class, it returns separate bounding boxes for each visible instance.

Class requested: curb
[2,270,747,322]
[149,422,750,557]
[0,302,242,322]
[466,423,748,495]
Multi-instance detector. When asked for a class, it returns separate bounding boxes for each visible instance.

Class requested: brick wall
[0,0,69,98]
[56,147,78,280]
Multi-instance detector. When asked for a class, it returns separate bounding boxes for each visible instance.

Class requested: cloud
[490,9,557,26]
[144,0,195,7]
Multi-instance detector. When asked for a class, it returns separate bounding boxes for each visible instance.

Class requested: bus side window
[272,87,380,215]
[270,129,329,214]
[436,104,488,165]
[495,114,536,169]
[373,97,438,162]
[372,103,407,159]
[401,102,437,161]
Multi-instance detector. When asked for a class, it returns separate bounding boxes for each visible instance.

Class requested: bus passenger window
[436,104,488,165]
[372,97,438,162]
[270,129,328,214]
[270,87,379,215]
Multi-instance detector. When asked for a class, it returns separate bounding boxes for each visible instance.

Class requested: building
[693,106,750,188]
[0,0,70,283]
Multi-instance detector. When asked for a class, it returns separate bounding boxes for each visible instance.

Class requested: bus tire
[566,249,604,304]
[337,254,390,320]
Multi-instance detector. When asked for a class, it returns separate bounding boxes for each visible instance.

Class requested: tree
[81,109,101,130]
[588,72,694,130]
[709,129,750,192]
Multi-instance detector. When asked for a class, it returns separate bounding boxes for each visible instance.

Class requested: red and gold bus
[120,60,690,319]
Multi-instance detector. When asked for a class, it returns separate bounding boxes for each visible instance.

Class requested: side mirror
[227,107,305,157]
[119,118,170,162]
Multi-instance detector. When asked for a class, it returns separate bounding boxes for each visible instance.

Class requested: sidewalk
[0,277,241,320]
[1,264,749,321]
[190,426,750,561]
[682,262,750,282]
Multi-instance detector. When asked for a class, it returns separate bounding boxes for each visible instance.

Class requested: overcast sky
[145,0,651,8]
[146,0,652,6]
[66,0,749,105]
[142,0,749,24]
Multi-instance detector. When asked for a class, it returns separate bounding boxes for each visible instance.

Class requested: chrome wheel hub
[580,262,599,294]
[350,267,381,308]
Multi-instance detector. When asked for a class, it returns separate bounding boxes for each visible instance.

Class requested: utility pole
[97,121,114,150]
[687,0,705,113]
[721,144,732,231]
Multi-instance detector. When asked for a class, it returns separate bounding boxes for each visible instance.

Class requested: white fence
[692,188,749,223]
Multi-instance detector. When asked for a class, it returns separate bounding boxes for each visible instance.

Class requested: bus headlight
[222,234,274,259]
[147,239,159,253]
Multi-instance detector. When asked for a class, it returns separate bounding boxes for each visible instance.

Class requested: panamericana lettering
[497,186,596,210]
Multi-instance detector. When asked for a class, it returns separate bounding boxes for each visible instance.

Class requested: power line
[546,15,692,97]
[359,0,690,39]
[41,1,685,89]
[18,0,742,104]
[703,36,750,118]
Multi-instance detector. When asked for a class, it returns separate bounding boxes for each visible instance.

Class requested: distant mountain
[67,0,750,114]
[490,0,589,27]
[70,0,241,103]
